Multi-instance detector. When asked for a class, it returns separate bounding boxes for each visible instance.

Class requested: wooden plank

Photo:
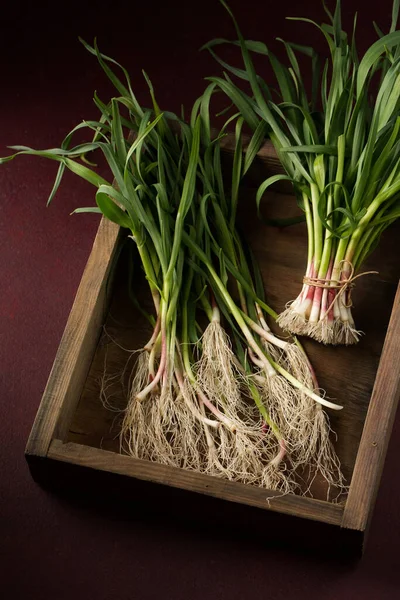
[221,135,282,171]
[171,122,280,168]
[218,131,288,190]
[48,439,344,526]
[25,218,121,457]
[177,123,286,189]
[342,282,400,531]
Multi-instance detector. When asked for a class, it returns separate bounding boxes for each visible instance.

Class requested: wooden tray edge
[25,217,121,458]
[44,439,344,526]
[342,282,400,532]
[23,136,400,535]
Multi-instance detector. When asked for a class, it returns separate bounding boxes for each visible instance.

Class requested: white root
[252,345,346,499]
[122,369,207,471]
[277,303,310,337]
[334,319,362,345]
[278,293,362,346]
[196,321,261,431]
[258,371,303,457]
[282,342,313,381]
[111,320,345,498]
[282,348,346,498]
[199,402,232,477]
[120,351,155,459]
[194,321,297,491]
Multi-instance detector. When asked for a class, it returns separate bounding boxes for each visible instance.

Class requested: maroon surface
[1,1,399,597]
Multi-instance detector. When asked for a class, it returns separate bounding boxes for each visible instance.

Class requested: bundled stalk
[204,0,400,344]
[1,39,345,497]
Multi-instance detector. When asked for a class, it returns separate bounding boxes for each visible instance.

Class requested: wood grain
[48,439,344,526]
[25,135,400,536]
[66,188,399,502]
[219,130,291,192]
[341,282,400,532]
[221,135,283,174]
[25,217,121,457]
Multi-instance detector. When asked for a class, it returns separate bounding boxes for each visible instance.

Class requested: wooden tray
[25,137,400,556]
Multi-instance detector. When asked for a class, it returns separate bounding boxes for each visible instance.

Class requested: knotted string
[303,260,378,316]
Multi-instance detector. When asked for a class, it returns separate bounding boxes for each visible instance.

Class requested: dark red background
[1,1,399,597]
